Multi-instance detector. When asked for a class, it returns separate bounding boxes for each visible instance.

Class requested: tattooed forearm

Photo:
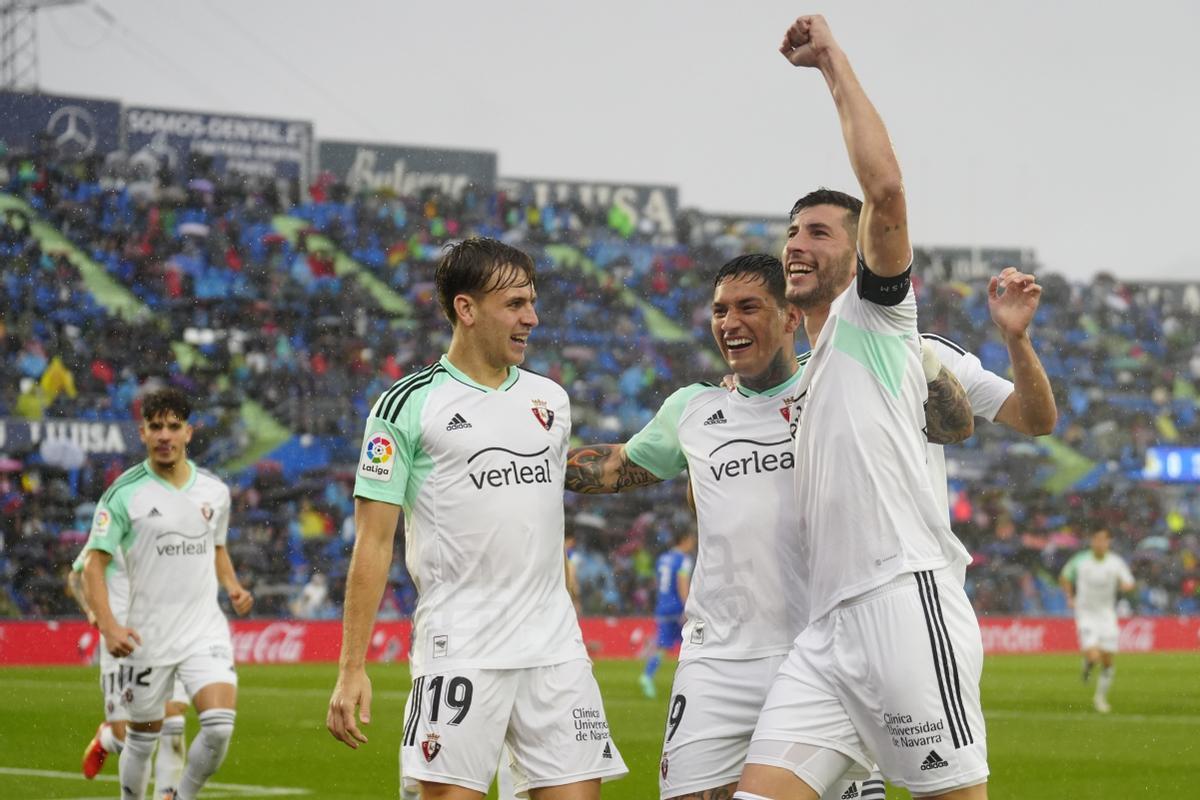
[613,456,662,492]
[565,444,662,494]
[667,784,738,800]
[925,365,974,445]
[566,445,617,493]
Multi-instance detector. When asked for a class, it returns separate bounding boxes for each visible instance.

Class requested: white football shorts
[400,659,627,796]
[117,644,237,723]
[749,568,988,797]
[1075,612,1119,653]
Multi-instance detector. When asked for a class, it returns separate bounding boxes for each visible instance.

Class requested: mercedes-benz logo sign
[46,105,99,157]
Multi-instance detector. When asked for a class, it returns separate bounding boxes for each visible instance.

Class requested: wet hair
[789,188,863,236]
[713,253,787,307]
[141,387,191,422]
[435,237,537,325]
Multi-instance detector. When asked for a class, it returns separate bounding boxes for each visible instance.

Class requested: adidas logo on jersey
[841,783,859,799]
[446,413,472,431]
[920,750,949,771]
[149,507,162,517]
[601,741,612,759]
[703,409,727,426]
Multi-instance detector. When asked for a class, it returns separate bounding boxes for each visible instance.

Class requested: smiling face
[140,411,192,469]
[711,273,800,382]
[781,203,858,311]
[460,268,539,369]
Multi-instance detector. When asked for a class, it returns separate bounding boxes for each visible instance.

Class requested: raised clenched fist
[779,14,839,69]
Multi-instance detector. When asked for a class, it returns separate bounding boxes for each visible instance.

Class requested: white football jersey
[789,261,956,623]
[72,546,130,622]
[1062,550,1134,618]
[83,461,233,666]
[626,367,809,661]
[922,334,1015,574]
[354,355,585,677]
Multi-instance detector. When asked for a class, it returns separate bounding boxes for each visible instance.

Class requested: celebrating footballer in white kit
[81,387,252,800]
[567,254,888,800]
[327,238,626,800]
[737,16,989,800]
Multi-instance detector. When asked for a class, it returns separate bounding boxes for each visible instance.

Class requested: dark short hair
[713,253,787,307]
[789,188,863,235]
[435,237,537,325]
[142,387,191,422]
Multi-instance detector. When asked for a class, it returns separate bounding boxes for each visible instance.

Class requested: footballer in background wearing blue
[642,528,696,699]
[327,238,626,800]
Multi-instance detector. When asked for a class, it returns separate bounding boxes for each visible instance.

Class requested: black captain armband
[856,252,911,306]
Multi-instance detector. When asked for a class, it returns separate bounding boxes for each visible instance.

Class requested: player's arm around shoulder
[565,442,661,494]
[327,497,402,749]
[922,338,974,444]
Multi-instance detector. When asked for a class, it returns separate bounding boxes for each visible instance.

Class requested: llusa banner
[2,617,1198,666]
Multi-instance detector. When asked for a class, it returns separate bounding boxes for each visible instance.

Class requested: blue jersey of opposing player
[654,547,693,620]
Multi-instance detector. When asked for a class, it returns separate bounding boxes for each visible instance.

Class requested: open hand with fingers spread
[779,14,841,69]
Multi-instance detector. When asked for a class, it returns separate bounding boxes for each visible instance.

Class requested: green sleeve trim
[1061,550,1086,582]
[626,384,710,480]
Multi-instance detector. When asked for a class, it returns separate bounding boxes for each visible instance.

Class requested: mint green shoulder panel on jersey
[1061,550,1088,582]
[832,316,908,398]
[626,383,715,480]
[88,464,150,555]
[354,363,446,508]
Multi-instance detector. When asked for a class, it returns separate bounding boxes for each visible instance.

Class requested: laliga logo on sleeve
[94,509,111,533]
[358,434,394,481]
[531,399,555,431]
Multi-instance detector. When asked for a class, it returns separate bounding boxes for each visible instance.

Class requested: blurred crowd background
[2,137,1198,624]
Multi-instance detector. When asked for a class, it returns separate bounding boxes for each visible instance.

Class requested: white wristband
[920,339,943,382]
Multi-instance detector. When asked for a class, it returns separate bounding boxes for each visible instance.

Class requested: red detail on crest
[660,755,669,779]
[201,503,214,521]
[779,406,791,422]
[422,738,441,762]
[532,407,555,431]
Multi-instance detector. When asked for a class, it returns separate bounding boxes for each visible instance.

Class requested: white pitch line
[985,708,1200,725]
[0,766,311,796]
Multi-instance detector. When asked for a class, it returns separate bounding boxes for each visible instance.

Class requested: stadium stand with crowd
[2,132,1199,626]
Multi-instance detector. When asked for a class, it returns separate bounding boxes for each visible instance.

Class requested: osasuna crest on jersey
[531,398,554,431]
[201,502,214,521]
[422,733,441,762]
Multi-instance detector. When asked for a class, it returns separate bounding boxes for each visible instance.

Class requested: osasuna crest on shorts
[354,356,585,677]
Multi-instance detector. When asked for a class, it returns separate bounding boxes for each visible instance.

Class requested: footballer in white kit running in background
[81,387,253,800]
[327,238,626,800]
[68,549,190,800]
[1059,529,1136,713]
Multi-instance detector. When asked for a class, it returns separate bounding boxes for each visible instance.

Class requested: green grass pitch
[3,653,1196,798]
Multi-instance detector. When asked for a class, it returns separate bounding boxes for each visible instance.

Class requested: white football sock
[176,709,235,800]
[155,715,187,797]
[101,723,125,754]
[119,729,159,800]
[1096,665,1115,699]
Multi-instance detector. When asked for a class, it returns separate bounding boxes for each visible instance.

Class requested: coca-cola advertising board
[2,618,1198,666]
